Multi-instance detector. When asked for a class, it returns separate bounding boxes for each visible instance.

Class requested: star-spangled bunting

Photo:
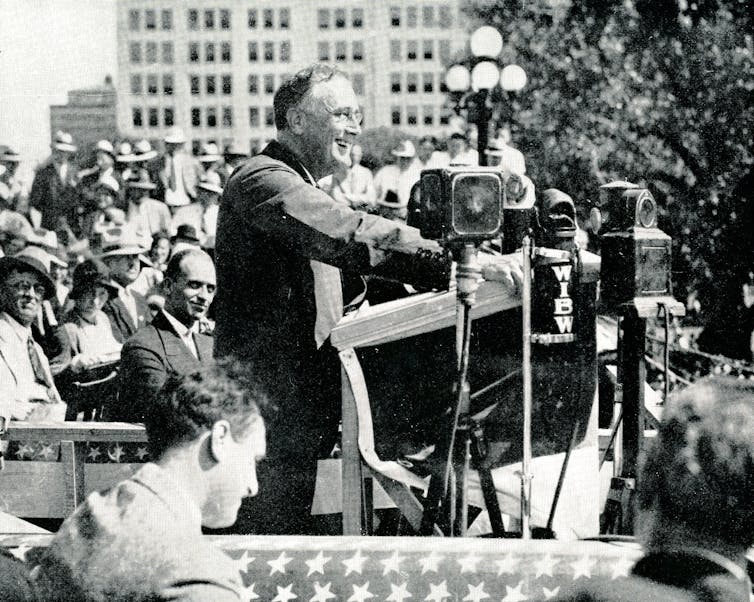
[348,581,375,602]
[306,551,331,577]
[424,580,451,601]
[386,581,412,601]
[342,550,367,576]
[269,552,294,576]
[501,580,528,602]
[534,554,558,578]
[8,439,150,463]
[542,585,561,599]
[463,581,490,602]
[418,551,443,574]
[381,551,406,576]
[571,555,596,580]
[457,554,481,573]
[271,583,297,602]
[496,553,520,575]
[310,581,336,602]
[241,582,260,601]
[610,555,634,580]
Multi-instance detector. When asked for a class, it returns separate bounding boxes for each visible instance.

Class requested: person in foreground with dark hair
[544,376,754,602]
[34,362,266,602]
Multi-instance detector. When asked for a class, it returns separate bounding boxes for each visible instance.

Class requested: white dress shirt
[162,310,199,359]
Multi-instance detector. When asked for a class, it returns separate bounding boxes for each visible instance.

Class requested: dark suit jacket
[28,160,80,233]
[103,291,150,344]
[115,311,213,422]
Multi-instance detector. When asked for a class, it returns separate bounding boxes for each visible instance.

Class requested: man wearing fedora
[374,139,421,221]
[116,248,215,422]
[0,245,65,423]
[100,231,151,343]
[0,146,23,211]
[485,130,526,177]
[159,127,199,210]
[29,131,81,234]
[171,172,222,249]
[125,171,171,247]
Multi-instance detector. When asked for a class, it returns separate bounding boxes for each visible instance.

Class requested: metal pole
[520,236,533,539]
[477,90,489,166]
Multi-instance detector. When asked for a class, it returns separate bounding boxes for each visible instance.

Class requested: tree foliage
[464,0,754,356]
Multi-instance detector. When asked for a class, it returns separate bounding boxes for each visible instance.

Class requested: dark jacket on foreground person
[102,290,150,344]
[213,139,450,534]
[115,310,212,422]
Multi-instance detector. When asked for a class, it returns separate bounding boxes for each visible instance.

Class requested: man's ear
[209,420,232,463]
[286,107,306,135]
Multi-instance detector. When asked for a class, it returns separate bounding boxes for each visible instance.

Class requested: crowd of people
[0,62,751,601]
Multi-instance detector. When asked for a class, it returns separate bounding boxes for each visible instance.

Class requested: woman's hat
[70,258,118,299]
[170,224,201,245]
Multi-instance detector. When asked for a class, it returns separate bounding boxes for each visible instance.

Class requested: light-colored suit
[0,313,64,423]
[160,151,200,206]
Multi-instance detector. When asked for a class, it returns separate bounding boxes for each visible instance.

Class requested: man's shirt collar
[1,311,33,342]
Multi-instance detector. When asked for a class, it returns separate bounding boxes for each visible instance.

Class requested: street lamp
[445,26,527,166]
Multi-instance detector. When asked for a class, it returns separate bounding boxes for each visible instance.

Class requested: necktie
[168,155,177,191]
[27,337,52,388]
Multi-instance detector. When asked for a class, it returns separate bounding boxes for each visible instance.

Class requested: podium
[331,251,601,536]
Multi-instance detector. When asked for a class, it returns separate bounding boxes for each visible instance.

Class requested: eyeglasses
[323,105,363,126]
[8,281,46,296]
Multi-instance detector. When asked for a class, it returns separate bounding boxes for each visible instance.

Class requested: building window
[440,109,451,125]
[189,42,199,63]
[407,6,417,27]
[318,42,329,62]
[280,41,291,62]
[439,4,452,28]
[205,43,215,62]
[145,9,156,30]
[164,107,175,127]
[145,42,157,64]
[318,9,329,29]
[248,9,257,28]
[128,9,139,31]
[407,40,418,61]
[335,8,346,28]
[263,42,274,62]
[423,40,434,60]
[129,42,141,64]
[423,72,434,93]
[147,74,158,95]
[204,9,215,29]
[390,40,401,62]
[352,73,364,95]
[422,6,435,27]
[263,8,273,28]
[390,73,401,93]
[220,9,231,29]
[391,106,401,125]
[190,75,200,95]
[191,140,202,155]
[439,39,451,63]
[161,9,172,30]
[163,74,174,95]
[439,74,448,93]
[130,74,142,95]
[407,105,418,125]
[248,42,258,62]
[249,107,260,127]
[407,73,418,93]
[162,42,174,64]
[264,74,274,94]
[206,75,216,95]
[423,105,434,125]
[221,42,231,62]
[352,41,363,61]
[207,107,217,127]
[264,107,275,127]
[223,107,233,127]
[279,8,290,29]
[248,74,258,94]
[352,7,363,27]
[132,107,143,127]
[188,9,198,30]
[191,107,201,127]
[390,6,400,27]
[222,74,232,94]
[148,107,159,127]
[335,41,346,61]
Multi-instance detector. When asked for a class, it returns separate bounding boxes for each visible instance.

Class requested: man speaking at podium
[215,64,522,535]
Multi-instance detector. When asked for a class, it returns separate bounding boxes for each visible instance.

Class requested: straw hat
[198,142,221,163]
[133,139,158,161]
[164,127,187,145]
[391,140,416,158]
[197,171,224,195]
[51,131,77,153]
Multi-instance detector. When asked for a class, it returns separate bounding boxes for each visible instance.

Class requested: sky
[0,0,117,180]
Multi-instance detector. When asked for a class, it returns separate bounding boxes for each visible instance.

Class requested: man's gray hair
[273,63,348,131]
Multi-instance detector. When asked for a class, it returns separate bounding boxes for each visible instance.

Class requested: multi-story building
[116,0,467,155]
[50,77,118,154]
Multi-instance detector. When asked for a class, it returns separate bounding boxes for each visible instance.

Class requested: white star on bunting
[571,555,596,580]
[381,551,406,576]
[534,554,558,578]
[108,443,125,463]
[305,551,331,576]
[386,582,412,601]
[347,581,375,602]
[424,580,451,602]
[501,580,529,602]
[457,554,481,573]
[271,583,297,602]
[86,446,101,460]
[419,551,443,574]
[342,549,367,576]
[542,586,560,600]
[135,446,149,460]
[16,443,34,459]
[462,581,490,602]
[310,581,336,602]
[610,555,634,580]
[495,553,520,575]
[37,444,55,460]
[232,551,255,576]
[268,551,293,576]
[241,583,260,601]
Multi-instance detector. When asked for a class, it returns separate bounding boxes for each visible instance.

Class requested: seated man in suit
[548,376,754,602]
[115,248,215,422]
[35,362,266,602]
[0,246,65,423]
[100,231,151,343]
